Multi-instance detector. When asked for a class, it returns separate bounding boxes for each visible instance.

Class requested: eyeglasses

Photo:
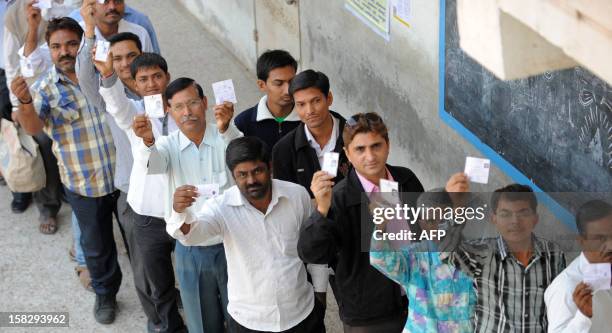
[346,112,383,128]
[171,99,202,113]
[495,210,536,220]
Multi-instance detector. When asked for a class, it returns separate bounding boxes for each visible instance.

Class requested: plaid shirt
[450,236,566,333]
[33,67,115,197]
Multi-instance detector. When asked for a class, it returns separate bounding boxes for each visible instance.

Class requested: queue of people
[2,1,611,333]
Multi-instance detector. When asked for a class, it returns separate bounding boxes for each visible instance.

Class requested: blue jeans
[71,212,86,266]
[175,243,228,333]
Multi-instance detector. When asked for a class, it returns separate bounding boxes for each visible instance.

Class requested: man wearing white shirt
[133,77,241,333]
[170,136,328,332]
[545,200,612,333]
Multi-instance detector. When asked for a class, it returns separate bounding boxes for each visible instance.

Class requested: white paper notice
[392,0,412,27]
[97,0,106,4]
[584,263,611,292]
[144,94,165,118]
[322,152,339,177]
[94,40,111,62]
[20,59,35,78]
[196,184,220,200]
[33,0,52,9]
[212,79,237,105]
[464,157,491,184]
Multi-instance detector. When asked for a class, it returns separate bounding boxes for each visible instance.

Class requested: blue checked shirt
[33,67,116,197]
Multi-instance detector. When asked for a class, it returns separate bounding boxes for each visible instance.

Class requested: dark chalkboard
[443,0,612,193]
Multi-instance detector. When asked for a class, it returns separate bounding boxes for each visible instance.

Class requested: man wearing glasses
[447,183,567,333]
[132,77,241,333]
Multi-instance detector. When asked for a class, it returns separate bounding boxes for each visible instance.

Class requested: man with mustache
[77,0,153,53]
[10,17,121,325]
[168,136,328,333]
[233,50,301,150]
[545,200,612,333]
[447,182,567,333]
[69,0,161,54]
[132,77,241,333]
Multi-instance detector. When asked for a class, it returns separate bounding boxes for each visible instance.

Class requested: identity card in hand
[212,79,238,105]
[20,59,35,78]
[196,184,220,201]
[94,40,111,62]
[144,94,165,118]
[322,152,340,177]
[464,156,490,184]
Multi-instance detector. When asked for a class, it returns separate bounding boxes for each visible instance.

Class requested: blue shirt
[69,5,160,54]
[0,1,6,68]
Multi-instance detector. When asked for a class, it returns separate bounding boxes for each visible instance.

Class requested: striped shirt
[450,235,566,333]
[33,67,115,197]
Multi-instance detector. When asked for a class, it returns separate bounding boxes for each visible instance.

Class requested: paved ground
[0,1,341,332]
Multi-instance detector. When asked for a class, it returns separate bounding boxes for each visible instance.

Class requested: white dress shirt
[544,253,612,333]
[137,122,242,246]
[304,115,339,166]
[99,73,177,218]
[171,179,328,331]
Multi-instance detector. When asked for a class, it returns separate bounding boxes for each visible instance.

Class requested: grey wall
[177,0,512,190]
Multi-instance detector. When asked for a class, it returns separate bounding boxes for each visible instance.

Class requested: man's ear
[257,79,266,92]
[327,91,334,107]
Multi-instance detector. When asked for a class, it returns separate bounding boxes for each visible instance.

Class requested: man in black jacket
[299,112,424,332]
[271,70,350,198]
[234,49,301,149]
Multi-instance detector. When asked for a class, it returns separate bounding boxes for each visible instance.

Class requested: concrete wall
[178,0,511,190]
[177,0,257,70]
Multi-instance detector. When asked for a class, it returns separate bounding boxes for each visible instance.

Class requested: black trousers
[32,132,62,218]
[117,193,185,333]
[228,297,325,333]
[65,188,122,296]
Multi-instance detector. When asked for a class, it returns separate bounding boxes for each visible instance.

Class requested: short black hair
[491,184,537,212]
[165,77,204,103]
[130,53,168,79]
[108,32,142,53]
[288,69,330,97]
[576,200,612,236]
[256,49,298,82]
[45,17,83,43]
[225,137,271,172]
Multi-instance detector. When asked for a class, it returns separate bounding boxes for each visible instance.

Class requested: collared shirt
[69,5,161,54]
[138,123,242,245]
[544,253,612,333]
[33,67,115,197]
[304,115,339,166]
[370,238,476,333]
[99,73,174,218]
[89,19,153,53]
[255,95,301,122]
[172,179,326,332]
[450,235,566,333]
[356,168,394,193]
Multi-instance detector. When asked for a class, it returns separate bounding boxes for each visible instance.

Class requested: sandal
[75,266,94,293]
[39,216,58,235]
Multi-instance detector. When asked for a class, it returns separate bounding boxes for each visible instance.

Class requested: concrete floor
[0,1,342,332]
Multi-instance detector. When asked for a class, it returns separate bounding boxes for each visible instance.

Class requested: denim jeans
[71,212,86,266]
[175,243,228,333]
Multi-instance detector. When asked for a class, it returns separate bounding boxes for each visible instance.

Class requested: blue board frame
[437,0,575,228]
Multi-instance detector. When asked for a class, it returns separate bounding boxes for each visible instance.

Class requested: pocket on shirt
[49,96,80,126]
